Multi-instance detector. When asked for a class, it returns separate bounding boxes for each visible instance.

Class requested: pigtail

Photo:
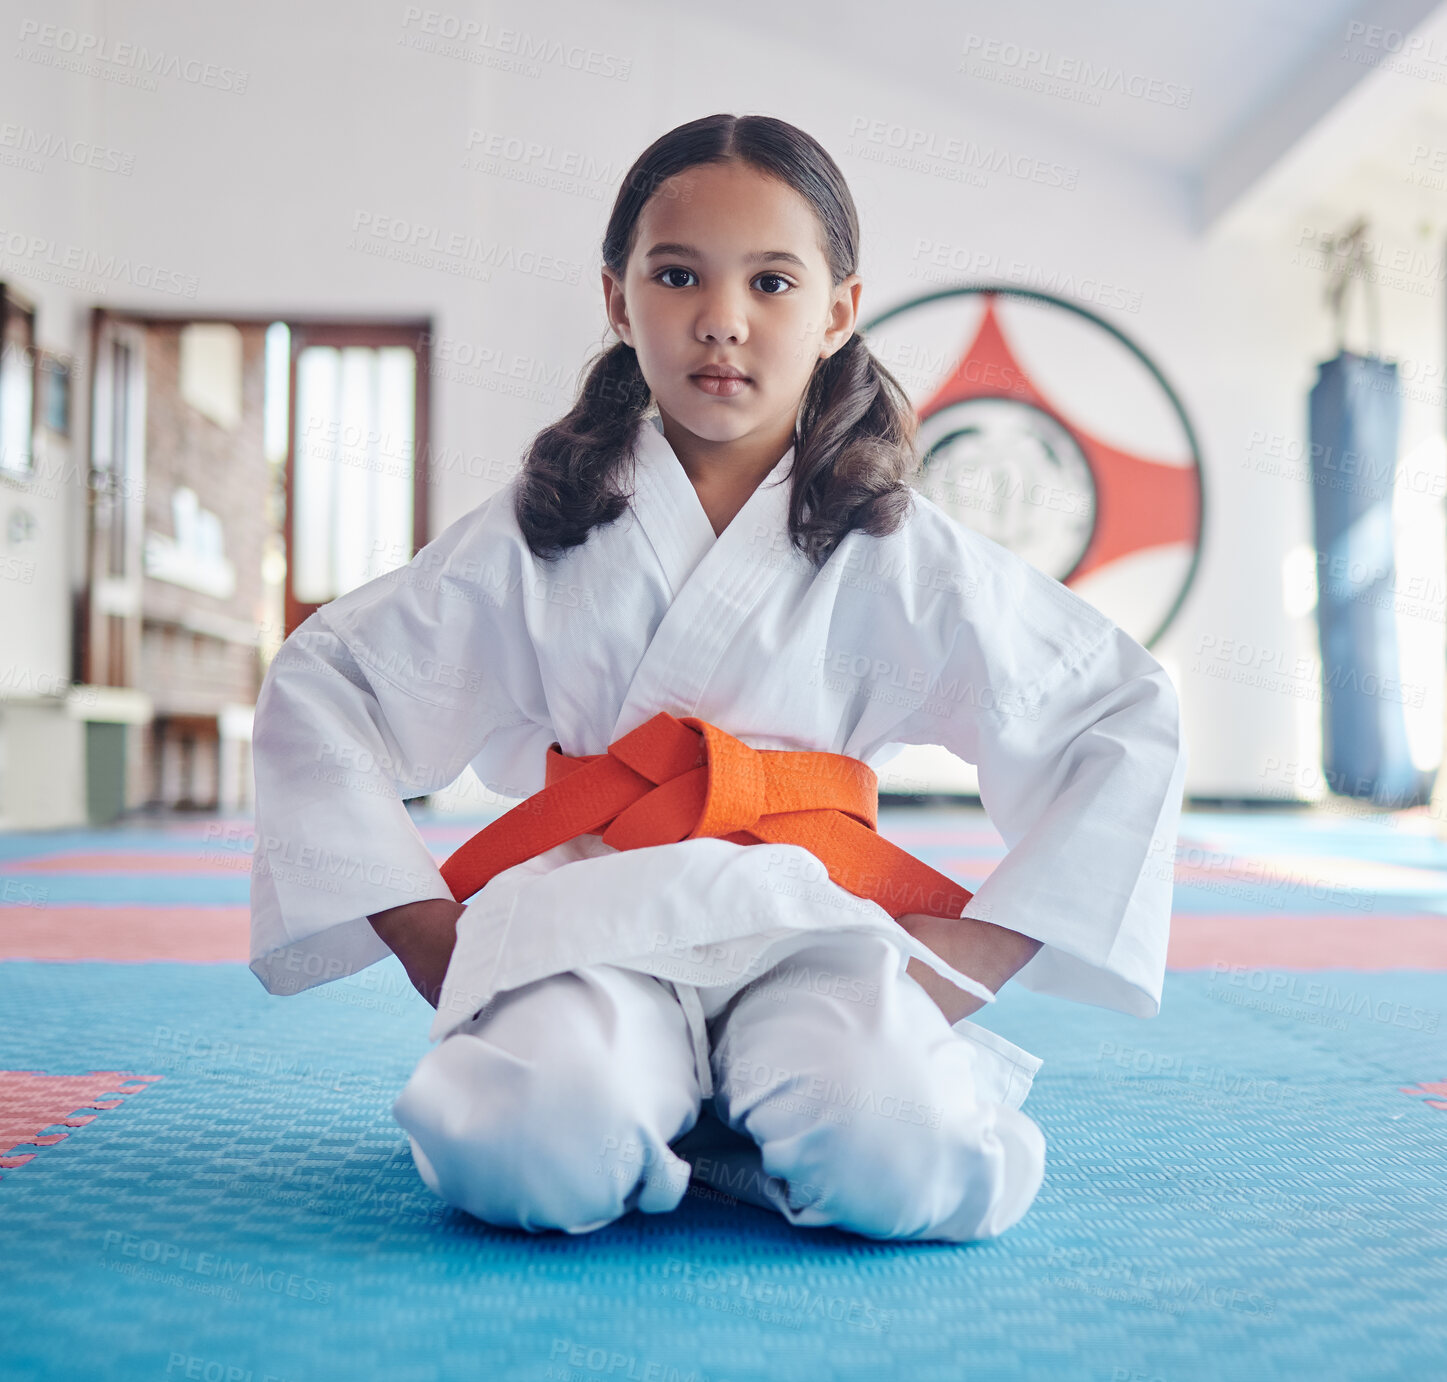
[514,340,652,559]
[788,332,919,568]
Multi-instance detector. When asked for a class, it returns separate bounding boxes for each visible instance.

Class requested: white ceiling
[787,0,1371,169]
[1201,0,1447,244]
[644,0,1447,230]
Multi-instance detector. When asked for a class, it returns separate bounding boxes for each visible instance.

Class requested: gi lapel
[625,413,718,597]
[614,414,796,738]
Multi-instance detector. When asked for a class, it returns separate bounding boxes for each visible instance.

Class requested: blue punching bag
[1307,351,1435,808]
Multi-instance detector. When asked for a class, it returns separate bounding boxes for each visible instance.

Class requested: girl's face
[603,160,861,451]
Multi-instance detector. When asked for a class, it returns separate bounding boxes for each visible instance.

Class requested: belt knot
[556,713,875,851]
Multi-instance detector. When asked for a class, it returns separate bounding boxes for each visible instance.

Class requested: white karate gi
[248,410,1188,1241]
[391,928,1048,1241]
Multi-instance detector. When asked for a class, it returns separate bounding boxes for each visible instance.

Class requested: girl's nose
[696,290,748,345]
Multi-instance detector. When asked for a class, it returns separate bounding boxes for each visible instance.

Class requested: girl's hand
[903,952,990,1024]
[367,897,467,1008]
[896,910,1044,1024]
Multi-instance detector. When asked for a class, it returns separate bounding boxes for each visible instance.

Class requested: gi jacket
[249,412,1189,1108]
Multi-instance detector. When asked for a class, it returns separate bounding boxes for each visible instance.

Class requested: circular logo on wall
[862,285,1204,649]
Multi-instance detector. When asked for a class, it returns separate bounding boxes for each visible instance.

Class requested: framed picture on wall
[0,283,38,481]
[38,350,72,437]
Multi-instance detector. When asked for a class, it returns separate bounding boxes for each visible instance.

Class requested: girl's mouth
[691,374,751,397]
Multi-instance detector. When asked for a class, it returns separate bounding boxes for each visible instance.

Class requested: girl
[249,114,1188,1243]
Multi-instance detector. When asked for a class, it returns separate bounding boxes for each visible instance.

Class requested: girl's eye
[654,267,795,294]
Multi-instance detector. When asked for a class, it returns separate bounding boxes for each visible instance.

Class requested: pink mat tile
[0,1070,163,1175]
[0,907,250,962]
[6,852,252,874]
[1166,912,1447,969]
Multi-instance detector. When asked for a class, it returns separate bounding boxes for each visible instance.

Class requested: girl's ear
[602,267,634,347]
[820,274,863,359]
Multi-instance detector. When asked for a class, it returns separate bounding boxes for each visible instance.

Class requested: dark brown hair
[515,113,920,569]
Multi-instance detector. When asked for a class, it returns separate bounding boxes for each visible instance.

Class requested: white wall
[3,0,1442,803]
[0,11,94,702]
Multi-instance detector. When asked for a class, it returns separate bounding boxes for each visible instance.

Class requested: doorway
[83,310,433,811]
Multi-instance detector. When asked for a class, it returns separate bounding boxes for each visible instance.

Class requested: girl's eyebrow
[643,241,808,269]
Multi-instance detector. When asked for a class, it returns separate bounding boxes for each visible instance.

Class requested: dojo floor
[2,804,1444,1381]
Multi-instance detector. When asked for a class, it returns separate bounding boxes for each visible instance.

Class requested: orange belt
[440,711,975,923]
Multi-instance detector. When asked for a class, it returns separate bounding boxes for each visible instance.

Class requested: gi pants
[392,927,1047,1243]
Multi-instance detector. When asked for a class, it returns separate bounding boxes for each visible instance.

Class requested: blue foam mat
[1,959,1444,1381]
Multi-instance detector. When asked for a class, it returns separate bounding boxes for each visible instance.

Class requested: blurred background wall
[2,0,1445,825]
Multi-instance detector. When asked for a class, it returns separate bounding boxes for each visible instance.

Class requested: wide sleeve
[883,524,1189,1019]
[248,494,551,997]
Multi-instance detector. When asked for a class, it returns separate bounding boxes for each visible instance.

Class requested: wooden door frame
[82,307,151,687]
